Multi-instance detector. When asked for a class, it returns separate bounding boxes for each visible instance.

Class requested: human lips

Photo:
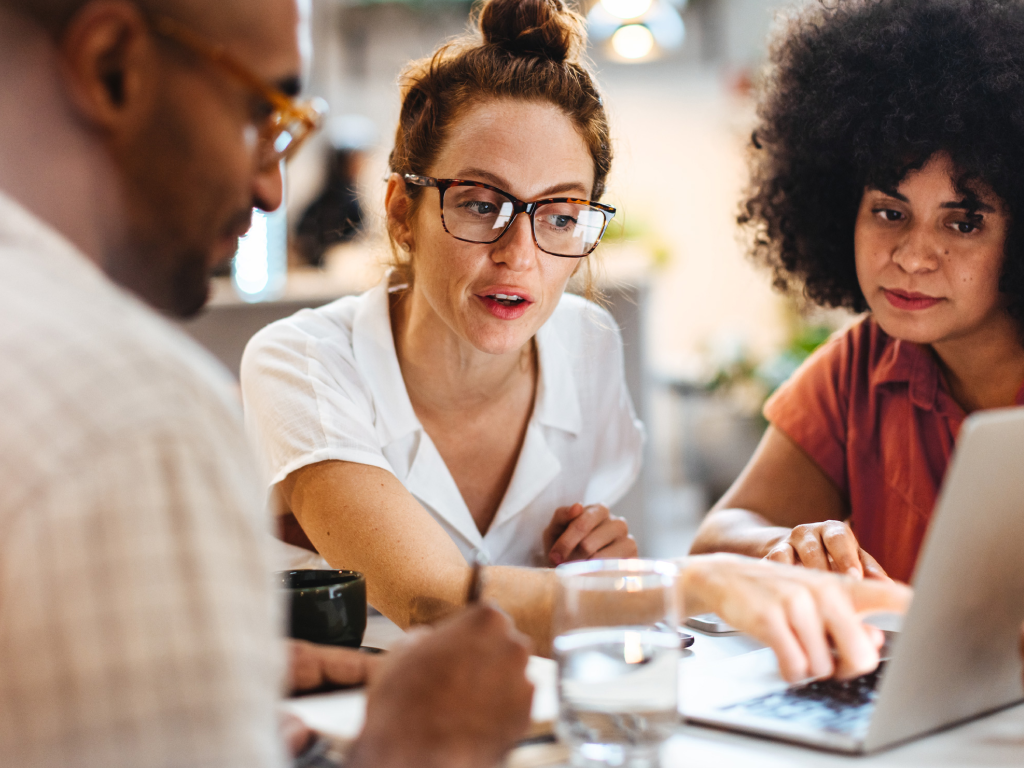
[475,286,535,320]
[882,288,944,311]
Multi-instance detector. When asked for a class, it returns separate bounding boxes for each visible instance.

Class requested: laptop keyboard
[718,662,887,735]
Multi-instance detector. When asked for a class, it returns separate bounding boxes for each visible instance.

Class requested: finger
[589,532,638,561]
[543,503,584,551]
[567,517,630,561]
[749,606,814,683]
[279,711,315,758]
[817,584,879,679]
[289,640,378,692]
[865,624,885,649]
[765,543,796,565]
[320,645,380,687]
[782,588,835,680]
[821,522,863,577]
[549,505,610,566]
[790,527,831,571]
[846,578,913,615]
[859,549,892,582]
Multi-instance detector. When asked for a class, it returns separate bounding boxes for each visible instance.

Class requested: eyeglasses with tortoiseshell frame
[403,175,616,258]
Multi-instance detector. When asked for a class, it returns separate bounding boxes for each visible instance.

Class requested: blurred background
[181,0,853,558]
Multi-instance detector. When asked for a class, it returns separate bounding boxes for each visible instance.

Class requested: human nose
[253,158,285,214]
[491,212,537,272]
[891,225,941,274]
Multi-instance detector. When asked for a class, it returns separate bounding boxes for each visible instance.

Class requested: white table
[284,615,1024,767]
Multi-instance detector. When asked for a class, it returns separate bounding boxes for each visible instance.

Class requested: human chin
[463,313,538,356]
[167,247,215,318]
[868,293,950,345]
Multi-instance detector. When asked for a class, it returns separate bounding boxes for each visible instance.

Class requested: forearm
[689,507,791,558]
[481,566,557,657]
[675,552,768,617]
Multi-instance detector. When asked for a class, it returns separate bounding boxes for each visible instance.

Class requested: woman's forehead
[430,98,595,198]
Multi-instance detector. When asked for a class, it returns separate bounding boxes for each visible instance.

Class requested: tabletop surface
[284,614,1024,767]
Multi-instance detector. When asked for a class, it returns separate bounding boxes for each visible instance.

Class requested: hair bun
[478,0,587,63]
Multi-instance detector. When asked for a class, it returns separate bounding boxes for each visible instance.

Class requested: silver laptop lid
[866,407,1024,751]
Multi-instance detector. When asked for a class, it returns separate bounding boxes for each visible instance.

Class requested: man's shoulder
[0,252,245,502]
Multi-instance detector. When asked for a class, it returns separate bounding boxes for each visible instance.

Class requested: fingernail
[846,567,863,579]
[550,553,563,566]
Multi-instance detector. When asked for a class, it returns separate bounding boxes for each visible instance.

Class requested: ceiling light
[611,24,655,60]
[600,0,652,20]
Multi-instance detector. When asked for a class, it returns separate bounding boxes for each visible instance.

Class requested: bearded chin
[168,248,214,319]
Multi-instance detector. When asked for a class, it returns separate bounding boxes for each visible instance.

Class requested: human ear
[56,1,154,131]
[384,173,415,252]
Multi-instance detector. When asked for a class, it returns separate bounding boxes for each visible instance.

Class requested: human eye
[249,96,276,125]
[950,219,981,235]
[537,203,580,233]
[460,199,500,216]
[448,187,506,219]
[542,212,576,230]
[872,208,904,223]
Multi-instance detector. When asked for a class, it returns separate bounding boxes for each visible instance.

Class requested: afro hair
[742,0,1024,327]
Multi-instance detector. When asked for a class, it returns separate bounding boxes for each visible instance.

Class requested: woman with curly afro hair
[691,0,1024,584]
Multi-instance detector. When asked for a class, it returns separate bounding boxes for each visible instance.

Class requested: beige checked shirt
[0,192,287,768]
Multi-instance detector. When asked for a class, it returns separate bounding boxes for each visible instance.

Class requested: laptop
[681,407,1024,753]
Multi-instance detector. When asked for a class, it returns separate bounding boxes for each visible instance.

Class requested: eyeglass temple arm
[152,15,297,115]
[402,174,439,188]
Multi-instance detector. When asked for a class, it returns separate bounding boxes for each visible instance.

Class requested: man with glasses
[0,1,532,767]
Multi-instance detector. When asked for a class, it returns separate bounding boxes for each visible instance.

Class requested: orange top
[764,317,1024,583]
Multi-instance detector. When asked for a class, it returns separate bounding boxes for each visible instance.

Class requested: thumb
[847,577,912,615]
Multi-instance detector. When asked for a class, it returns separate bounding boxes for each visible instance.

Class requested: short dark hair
[2,0,87,30]
[742,0,1024,327]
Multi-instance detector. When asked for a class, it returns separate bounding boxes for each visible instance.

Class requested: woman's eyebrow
[455,167,589,198]
[866,186,908,201]
[940,199,995,213]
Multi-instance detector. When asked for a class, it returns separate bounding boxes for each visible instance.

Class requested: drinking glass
[553,559,682,768]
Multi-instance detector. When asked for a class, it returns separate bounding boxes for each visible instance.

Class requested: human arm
[543,502,637,566]
[280,460,557,653]
[346,605,533,768]
[678,553,910,681]
[283,457,908,680]
[690,426,889,579]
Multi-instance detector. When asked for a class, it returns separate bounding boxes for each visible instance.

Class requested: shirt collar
[871,334,940,411]
[870,319,1024,411]
[0,190,107,290]
[350,278,422,448]
[533,309,583,436]
[350,279,583,551]
[351,278,584,446]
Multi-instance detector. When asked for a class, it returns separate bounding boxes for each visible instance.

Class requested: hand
[543,503,637,566]
[286,639,380,694]
[279,711,315,759]
[765,520,890,580]
[683,554,912,683]
[347,605,533,768]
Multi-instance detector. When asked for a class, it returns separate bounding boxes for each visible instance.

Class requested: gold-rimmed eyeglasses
[150,15,326,164]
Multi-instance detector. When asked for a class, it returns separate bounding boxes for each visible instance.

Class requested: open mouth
[488,293,527,307]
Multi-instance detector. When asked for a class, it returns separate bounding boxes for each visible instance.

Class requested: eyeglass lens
[443,185,606,257]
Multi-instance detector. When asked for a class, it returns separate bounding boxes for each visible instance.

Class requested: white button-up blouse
[240,277,645,567]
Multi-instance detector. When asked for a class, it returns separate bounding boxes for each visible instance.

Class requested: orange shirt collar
[869,321,1024,414]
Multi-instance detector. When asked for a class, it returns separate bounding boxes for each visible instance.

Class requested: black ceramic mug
[280,569,367,648]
